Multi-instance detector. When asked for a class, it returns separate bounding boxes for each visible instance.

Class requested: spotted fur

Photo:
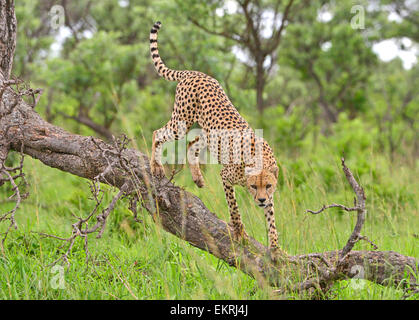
[149,22,283,251]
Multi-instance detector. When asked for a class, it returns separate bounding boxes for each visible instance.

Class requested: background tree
[176,0,303,115]
[279,0,378,126]
[369,60,419,162]
[381,0,419,42]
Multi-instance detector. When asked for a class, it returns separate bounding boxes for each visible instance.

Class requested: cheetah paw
[228,222,249,244]
[193,176,205,188]
[151,161,165,178]
[190,166,205,188]
[269,246,288,262]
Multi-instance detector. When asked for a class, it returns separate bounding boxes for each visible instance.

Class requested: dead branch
[288,158,366,293]
[306,158,370,260]
[0,144,27,253]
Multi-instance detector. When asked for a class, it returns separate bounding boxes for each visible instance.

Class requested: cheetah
[149,21,284,252]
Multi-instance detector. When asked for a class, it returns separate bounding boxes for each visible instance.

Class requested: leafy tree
[380,0,419,42]
[13,0,56,78]
[369,60,419,161]
[175,0,305,114]
[11,0,418,164]
[40,31,141,140]
[280,0,377,125]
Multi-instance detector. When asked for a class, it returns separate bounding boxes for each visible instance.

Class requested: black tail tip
[151,21,161,32]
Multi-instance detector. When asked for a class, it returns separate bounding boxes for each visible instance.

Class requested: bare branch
[36,137,133,265]
[339,157,367,259]
[358,235,378,250]
[188,17,244,44]
[266,0,295,55]
[237,0,260,53]
[0,143,26,253]
[306,203,358,214]
[59,112,114,141]
[306,157,369,261]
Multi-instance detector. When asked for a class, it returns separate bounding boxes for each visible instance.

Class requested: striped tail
[150,22,185,81]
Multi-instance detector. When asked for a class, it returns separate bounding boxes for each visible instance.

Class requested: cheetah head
[245,166,278,208]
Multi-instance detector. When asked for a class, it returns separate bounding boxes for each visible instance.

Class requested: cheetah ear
[271,166,279,179]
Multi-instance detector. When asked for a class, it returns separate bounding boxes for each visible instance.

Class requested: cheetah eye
[266,184,272,189]
[251,185,257,190]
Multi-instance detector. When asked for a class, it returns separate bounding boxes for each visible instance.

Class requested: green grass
[0,148,418,299]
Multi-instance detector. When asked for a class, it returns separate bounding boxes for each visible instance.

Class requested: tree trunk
[0,0,16,80]
[255,58,265,114]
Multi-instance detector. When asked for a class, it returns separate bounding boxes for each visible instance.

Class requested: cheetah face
[245,168,277,208]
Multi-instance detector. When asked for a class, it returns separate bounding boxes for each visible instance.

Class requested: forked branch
[306,158,374,260]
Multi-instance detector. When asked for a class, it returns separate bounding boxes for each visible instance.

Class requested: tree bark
[0,0,16,80]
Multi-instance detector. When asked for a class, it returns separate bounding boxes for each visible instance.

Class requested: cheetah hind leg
[187,135,205,188]
[151,131,166,177]
[190,164,205,188]
[151,117,192,178]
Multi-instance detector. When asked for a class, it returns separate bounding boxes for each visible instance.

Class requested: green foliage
[1,150,418,300]
[281,1,378,119]
[39,31,141,133]
[13,0,54,78]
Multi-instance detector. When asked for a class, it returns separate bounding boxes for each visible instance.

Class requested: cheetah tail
[150,22,185,81]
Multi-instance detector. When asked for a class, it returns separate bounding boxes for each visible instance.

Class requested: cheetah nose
[258,198,266,203]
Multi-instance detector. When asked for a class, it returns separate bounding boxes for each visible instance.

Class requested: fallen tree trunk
[0,0,417,297]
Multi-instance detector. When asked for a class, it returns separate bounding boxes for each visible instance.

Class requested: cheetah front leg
[263,203,287,258]
[263,203,278,249]
[221,173,248,243]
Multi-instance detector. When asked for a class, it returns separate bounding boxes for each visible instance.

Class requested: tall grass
[0,141,418,299]
[0,111,418,299]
